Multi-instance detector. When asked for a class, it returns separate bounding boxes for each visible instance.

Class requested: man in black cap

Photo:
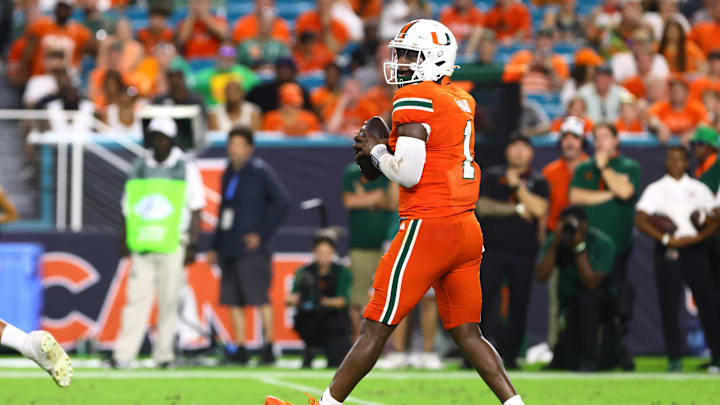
[246,57,312,113]
[475,134,549,368]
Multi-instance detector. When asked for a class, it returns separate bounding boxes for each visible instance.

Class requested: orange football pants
[364,210,484,330]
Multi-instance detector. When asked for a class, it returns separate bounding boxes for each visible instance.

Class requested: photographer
[286,230,353,368]
[536,206,616,371]
[635,146,720,372]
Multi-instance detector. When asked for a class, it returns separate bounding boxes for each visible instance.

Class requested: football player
[268,19,523,405]
[0,319,72,387]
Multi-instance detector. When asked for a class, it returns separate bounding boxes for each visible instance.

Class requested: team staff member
[207,127,291,365]
[114,117,205,368]
[570,123,642,283]
[690,127,720,290]
[341,163,395,337]
[635,146,720,373]
[476,134,549,369]
[541,116,589,346]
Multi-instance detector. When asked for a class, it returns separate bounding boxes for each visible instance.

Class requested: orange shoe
[265,396,294,405]
[264,392,320,405]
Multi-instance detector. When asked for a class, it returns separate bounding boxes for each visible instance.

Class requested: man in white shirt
[635,146,720,373]
[113,117,206,368]
[578,65,633,123]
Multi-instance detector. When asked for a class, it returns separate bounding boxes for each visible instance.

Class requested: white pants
[113,247,185,364]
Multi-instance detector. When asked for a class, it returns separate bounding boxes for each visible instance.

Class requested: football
[354,116,390,181]
[648,213,678,235]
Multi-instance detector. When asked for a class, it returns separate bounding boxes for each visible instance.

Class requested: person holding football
[635,146,720,373]
[267,19,523,405]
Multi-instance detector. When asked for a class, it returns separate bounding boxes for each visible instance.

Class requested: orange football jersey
[389,80,480,219]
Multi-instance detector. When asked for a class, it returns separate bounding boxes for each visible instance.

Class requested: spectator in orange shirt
[97,18,144,73]
[295,0,350,53]
[503,28,569,92]
[89,44,129,111]
[484,0,532,43]
[232,0,291,45]
[263,83,321,136]
[175,0,228,59]
[138,5,174,54]
[293,31,336,73]
[325,79,382,135]
[615,94,645,134]
[659,20,706,74]
[440,0,484,54]
[690,51,720,102]
[542,116,589,232]
[688,0,720,56]
[310,62,343,120]
[550,97,594,134]
[620,47,655,100]
[649,76,709,143]
[20,0,93,80]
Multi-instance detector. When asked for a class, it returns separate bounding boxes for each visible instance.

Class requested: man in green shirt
[691,126,720,193]
[192,44,259,106]
[286,230,353,368]
[536,206,616,371]
[570,122,641,283]
[341,163,395,337]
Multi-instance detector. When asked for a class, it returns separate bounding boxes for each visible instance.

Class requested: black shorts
[219,252,272,307]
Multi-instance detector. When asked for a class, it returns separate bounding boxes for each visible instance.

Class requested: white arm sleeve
[370,136,426,188]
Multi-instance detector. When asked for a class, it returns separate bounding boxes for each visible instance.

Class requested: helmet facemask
[384,47,426,86]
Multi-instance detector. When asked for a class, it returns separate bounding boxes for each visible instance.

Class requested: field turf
[0,357,718,404]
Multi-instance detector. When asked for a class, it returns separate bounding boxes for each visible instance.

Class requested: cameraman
[536,206,616,371]
[286,230,353,368]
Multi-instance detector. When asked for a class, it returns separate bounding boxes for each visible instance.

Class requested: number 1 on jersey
[462,120,474,179]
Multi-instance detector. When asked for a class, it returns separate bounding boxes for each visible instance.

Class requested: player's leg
[379,316,409,369]
[322,218,448,404]
[436,265,520,404]
[0,319,72,387]
[436,213,522,404]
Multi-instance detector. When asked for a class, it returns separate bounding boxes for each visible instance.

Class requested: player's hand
[243,233,261,251]
[353,126,381,160]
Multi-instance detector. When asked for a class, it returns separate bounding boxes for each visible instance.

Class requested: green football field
[1,358,719,405]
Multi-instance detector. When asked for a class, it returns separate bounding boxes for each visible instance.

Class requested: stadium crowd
[7,0,720,139]
[3,0,720,375]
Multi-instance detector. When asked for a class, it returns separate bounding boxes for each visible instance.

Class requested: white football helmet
[384,19,459,86]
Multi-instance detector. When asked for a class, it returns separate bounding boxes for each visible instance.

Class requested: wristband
[515,203,526,216]
[661,233,671,246]
[574,241,587,254]
[370,144,389,169]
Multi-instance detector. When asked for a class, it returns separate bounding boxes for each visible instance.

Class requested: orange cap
[279,82,303,107]
[574,48,604,67]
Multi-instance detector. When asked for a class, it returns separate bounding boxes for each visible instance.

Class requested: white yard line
[256,375,383,405]
[0,369,717,381]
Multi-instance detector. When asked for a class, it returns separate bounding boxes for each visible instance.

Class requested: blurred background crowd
[6,0,720,140]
